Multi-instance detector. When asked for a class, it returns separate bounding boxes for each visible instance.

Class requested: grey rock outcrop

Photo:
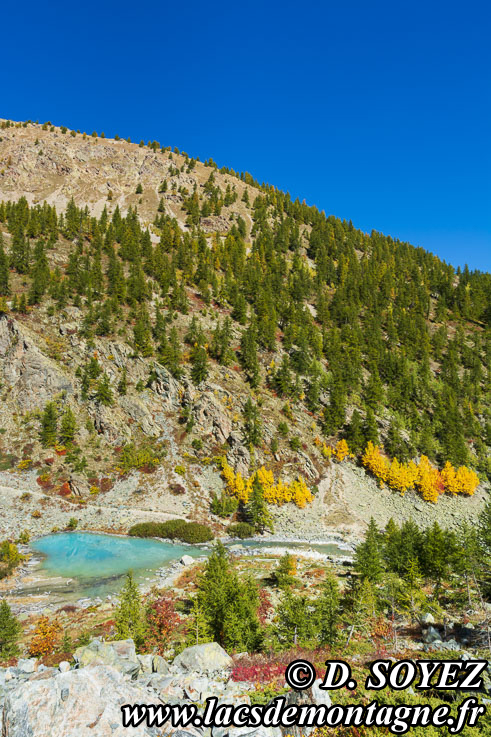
[73,638,140,678]
[172,642,233,673]
[0,314,72,411]
[2,665,158,737]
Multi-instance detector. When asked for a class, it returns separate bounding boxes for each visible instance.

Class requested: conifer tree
[362,407,379,445]
[115,572,146,649]
[159,327,183,378]
[59,407,77,445]
[190,344,209,385]
[354,518,384,582]
[315,571,340,646]
[274,553,297,590]
[185,596,211,646]
[118,367,128,395]
[0,234,9,295]
[0,600,21,659]
[345,409,364,453]
[95,374,114,406]
[10,227,29,273]
[247,476,274,533]
[28,240,50,304]
[242,398,262,447]
[275,591,316,647]
[133,311,153,356]
[40,402,58,447]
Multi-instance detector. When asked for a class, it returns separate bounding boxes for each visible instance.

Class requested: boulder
[2,665,157,736]
[180,555,194,566]
[137,653,154,674]
[153,655,170,674]
[424,626,441,643]
[17,658,37,674]
[73,638,140,678]
[191,391,232,444]
[420,612,435,625]
[172,642,233,673]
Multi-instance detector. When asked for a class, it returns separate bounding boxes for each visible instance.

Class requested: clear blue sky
[3,0,490,271]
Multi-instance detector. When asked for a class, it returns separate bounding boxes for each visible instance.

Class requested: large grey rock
[420,612,435,625]
[192,392,232,444]
[137,654,154,674]
[172,642,233,673]
[153,655,170,674]
[2,665,158,736]
[17,658,37,674]
[73,638,140,678]
[424,626,441,643]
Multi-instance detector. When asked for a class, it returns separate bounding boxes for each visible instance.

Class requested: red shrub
[144,593,182,656]
[58,482,71,497]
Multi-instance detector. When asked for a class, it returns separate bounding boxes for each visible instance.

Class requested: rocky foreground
[1,635,491,737]
[0,639,331,737]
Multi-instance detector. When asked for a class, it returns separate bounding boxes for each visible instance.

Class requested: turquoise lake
[26,532,350,601]
[30,532,205,600]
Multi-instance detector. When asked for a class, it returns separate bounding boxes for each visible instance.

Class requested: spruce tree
[115,572,146,649]
[59,407,77,445]
[40,402,58,447]
[0,600,21,659]
[185,596,211,646]
[354,518,384,582]
[0,234,9,295]
[315,571,340,646]
[190,345,209,385]
[247,476,274,533]
[95,374,114,406]
[118,367,128,395]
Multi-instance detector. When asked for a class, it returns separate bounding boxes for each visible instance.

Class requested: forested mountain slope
[0,118,489,539]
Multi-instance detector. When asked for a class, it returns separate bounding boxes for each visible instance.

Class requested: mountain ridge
[0,117,489,542]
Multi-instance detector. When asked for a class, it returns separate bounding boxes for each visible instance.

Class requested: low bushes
[228,522,255,539]
[128,519,213,544]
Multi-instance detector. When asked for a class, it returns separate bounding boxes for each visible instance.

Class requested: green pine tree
[247,475,274,533]
[0,234,10,295]
[315,571,340,646]
[0,600,21,659]
[59,407,77,445]
[118,367,128,395]
[354,518,384,582]
[190,344,209,385]
[185,597,211,646]
[40,402,58,447]
[115,572,146,649]
[95,374,114,406]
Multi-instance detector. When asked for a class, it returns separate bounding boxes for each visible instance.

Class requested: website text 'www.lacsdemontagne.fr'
[121,658,488,735]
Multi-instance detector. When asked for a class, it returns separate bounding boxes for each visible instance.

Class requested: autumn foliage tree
[144,591,181,655]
